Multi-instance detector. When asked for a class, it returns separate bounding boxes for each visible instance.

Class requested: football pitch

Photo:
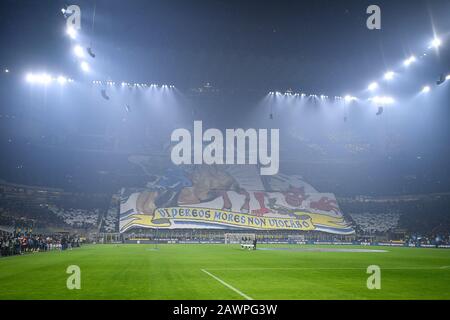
[1,244,449,300]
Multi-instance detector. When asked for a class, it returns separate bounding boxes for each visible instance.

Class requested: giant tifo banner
[120,158,354,234]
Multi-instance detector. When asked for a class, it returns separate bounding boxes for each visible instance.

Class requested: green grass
[0,244,449,300]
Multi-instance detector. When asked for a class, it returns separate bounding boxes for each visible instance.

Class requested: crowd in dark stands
[338,195,450,240]
[0,203,67,229]
[0,202,102,231]
[0,230,81,257]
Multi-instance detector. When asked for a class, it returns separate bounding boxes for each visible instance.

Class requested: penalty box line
[201,269,253,300]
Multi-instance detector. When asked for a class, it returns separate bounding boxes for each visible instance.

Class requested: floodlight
[384,71,395,80]
[430,38,442,48]
[57,76,67,84]
[80,61,89,72]
[403,56,416,67]
[421,85,431,93]
[73,45,84,58]
[42,74,52,84]
[66,26,77,39]
[31,73,52,84]
[370,96,395,105]
[344,95,356,102]
[368,82,378,91]
[26,73,35,83]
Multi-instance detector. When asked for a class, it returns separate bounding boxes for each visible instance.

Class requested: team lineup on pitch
[0,244,449,300]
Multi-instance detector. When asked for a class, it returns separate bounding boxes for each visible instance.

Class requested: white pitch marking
[204,267,450,271]
[201,269,253,300]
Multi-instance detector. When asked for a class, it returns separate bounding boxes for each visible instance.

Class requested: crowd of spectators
[0,203,66,229]
[47,205,100,230]
[0,230,81,257]
[100,206,119,233]
[1,184,449,245]
[339,194,450,239]
[348,212,400,234]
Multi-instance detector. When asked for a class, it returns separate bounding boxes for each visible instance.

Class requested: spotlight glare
[41,73,52,84]
[26,73,50,84]
[80,61,89,72]
[57,76,67,84]
[403,56,416,67]
[26,73,34,83]
[384,71,395,80]
[422,85,431,93]
[66,26,77,39]
[446,74,450,81]
[73,45,84,58]
[430,37,442,48]
[344,95,356,102]
[368,82,378,91]
[370,96,395,105]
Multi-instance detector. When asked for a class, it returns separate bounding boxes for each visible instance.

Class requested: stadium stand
[0,180,113,232]
[348,212,400,233]
[1,177,449,245]
[47,205,99,229]
[99,196,120,233]
[338,193,450,240]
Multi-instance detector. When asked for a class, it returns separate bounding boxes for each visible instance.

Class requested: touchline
[170,121,279,175]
